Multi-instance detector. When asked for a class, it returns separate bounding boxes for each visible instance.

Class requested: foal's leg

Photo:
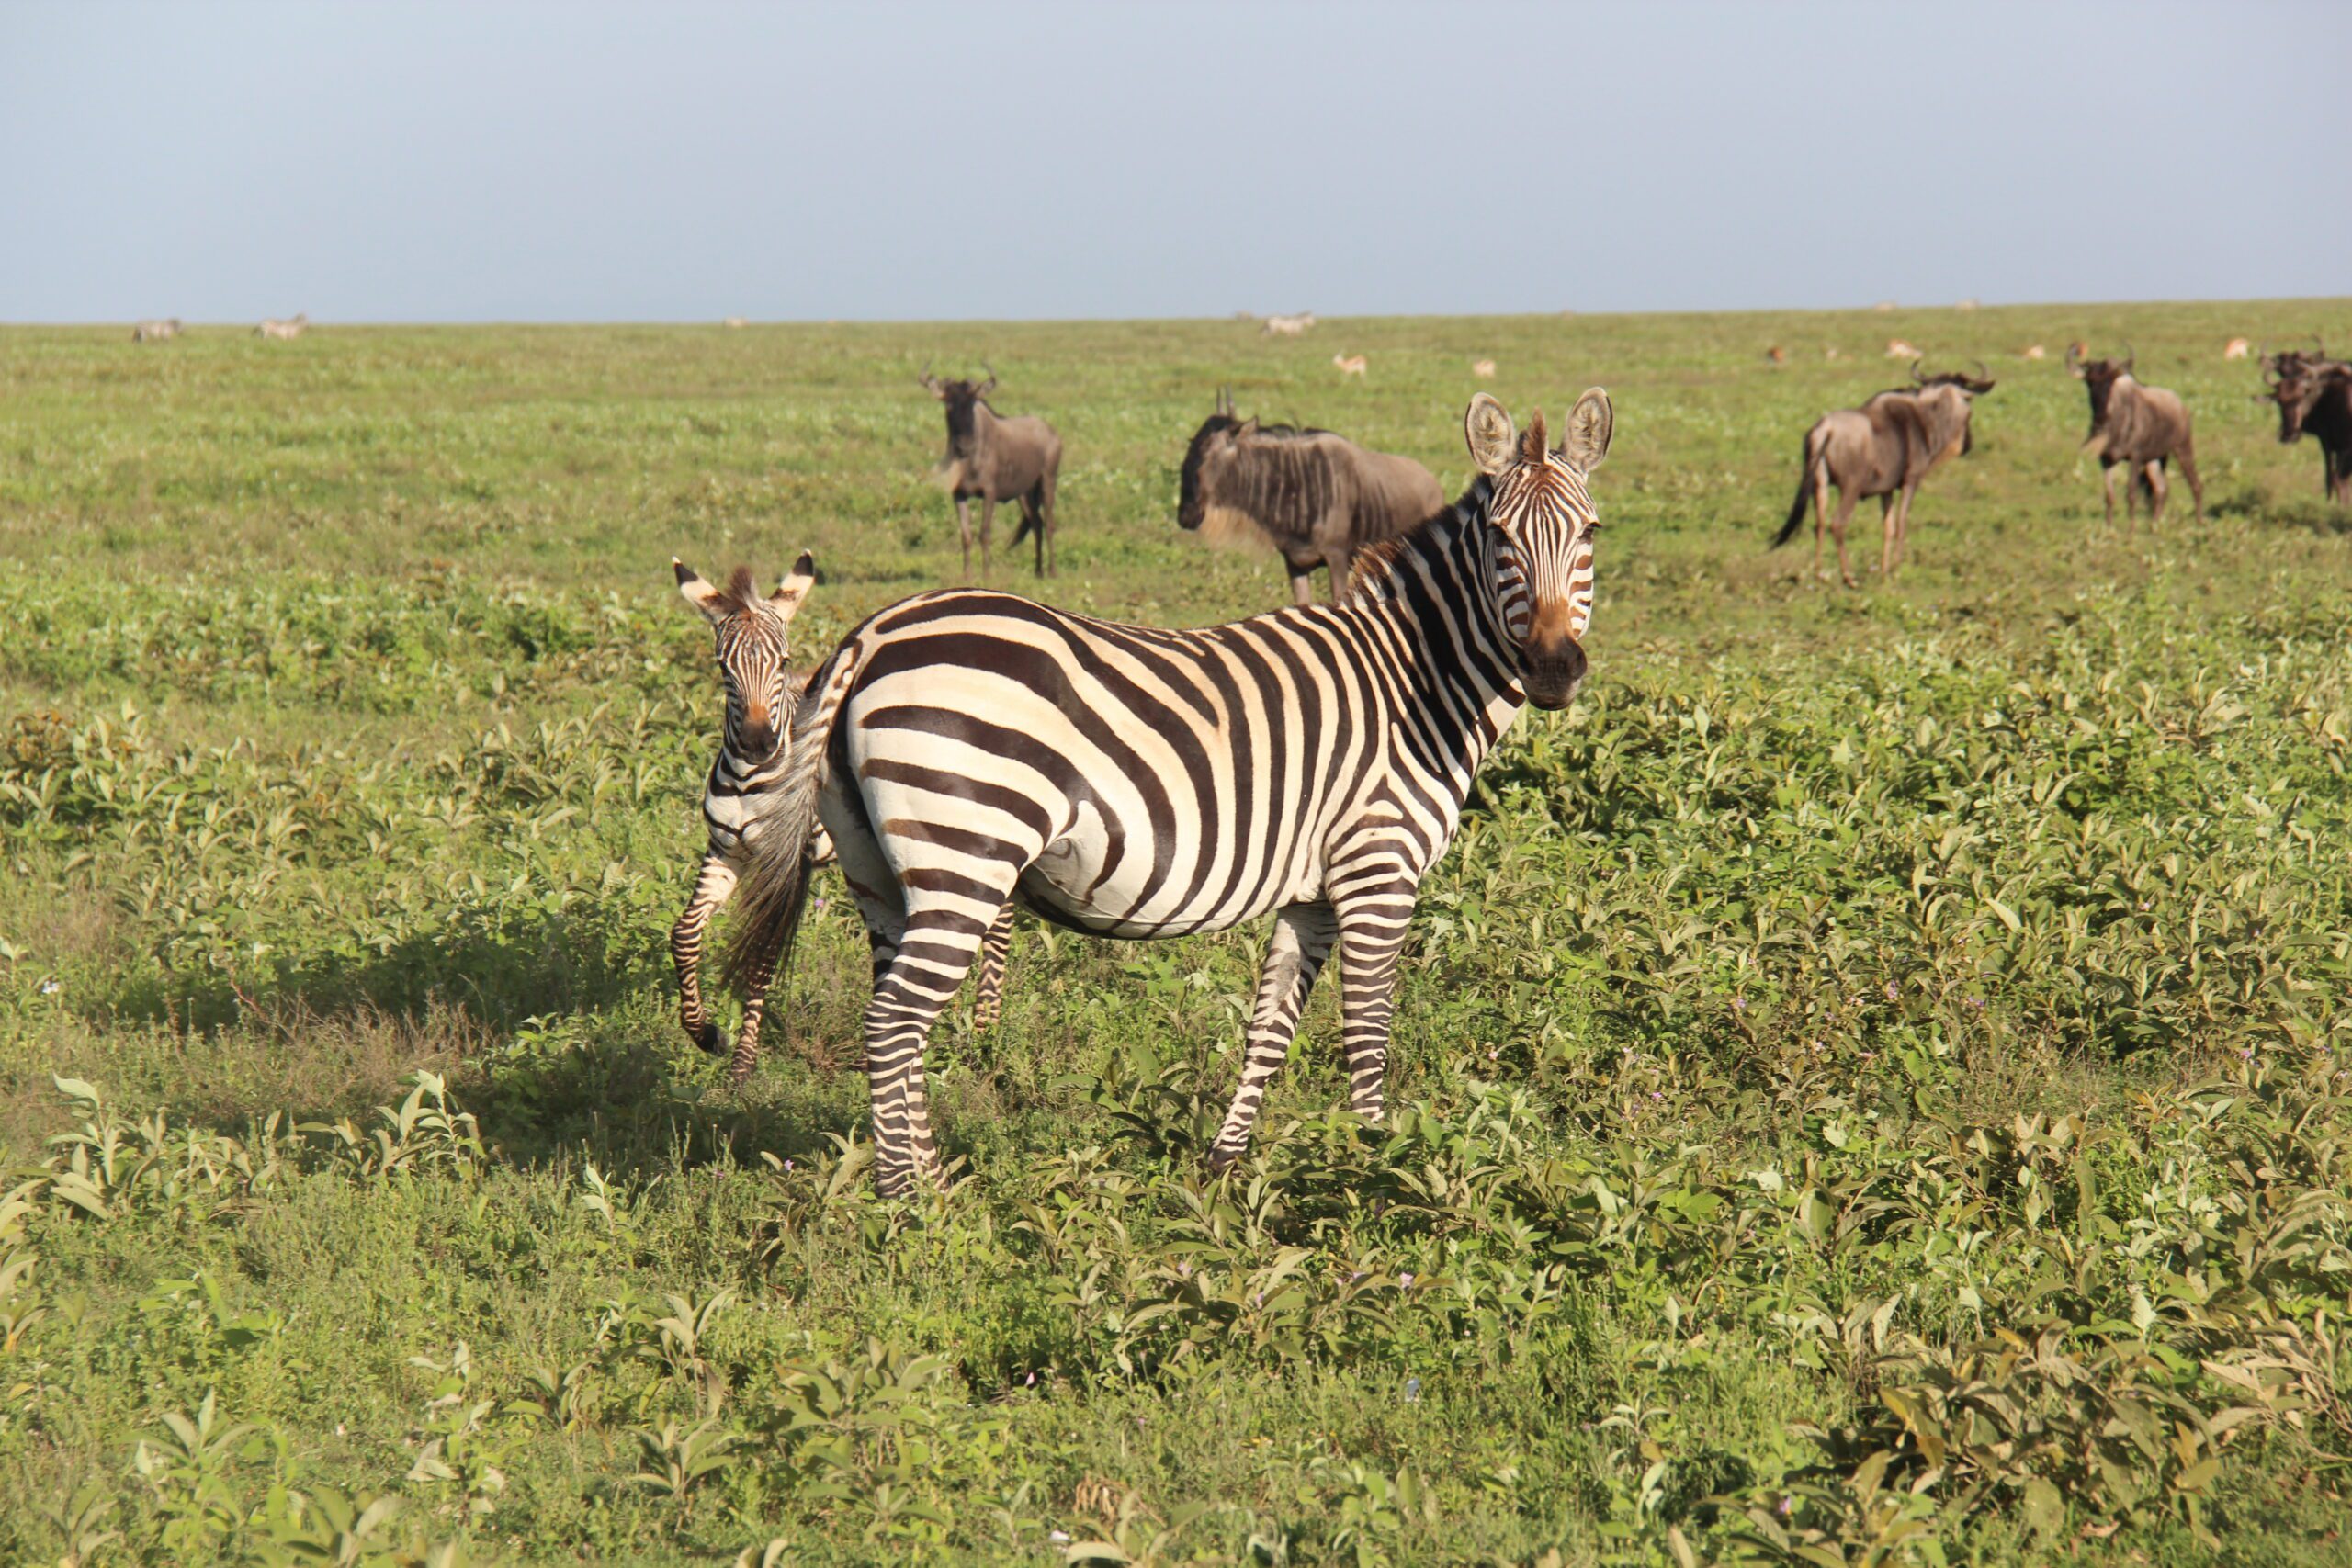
[671,851,738,1055]
[972,904,1014,1030]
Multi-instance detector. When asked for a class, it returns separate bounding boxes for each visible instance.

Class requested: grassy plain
[3,300,2351,1565]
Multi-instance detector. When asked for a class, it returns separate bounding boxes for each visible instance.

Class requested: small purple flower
[1732,997,1747,1012]
[1883,983,1898,1002]
[1966,997,1985,1011]
[783,1158,794,1172]
[1398,1272,1415,1289]
[1025,1371,1036,1385]
[1779,1495,1793,1517]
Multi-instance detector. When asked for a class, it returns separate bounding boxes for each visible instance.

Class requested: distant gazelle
[255,313,309,340]
[2023,344,2047,361]
[2223,337,2251,360]
[723,316,748,329]
[1261,312,1316,336]
[1333,353,1368,378]
[131,319,181,342]
[1472,358,1497,378]
[1885,338,1920,359]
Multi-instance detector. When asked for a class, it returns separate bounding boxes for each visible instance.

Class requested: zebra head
[673,552,817,761]
[1464,390,1612,711]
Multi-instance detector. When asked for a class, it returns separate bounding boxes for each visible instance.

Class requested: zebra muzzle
[1521,636,1588,711]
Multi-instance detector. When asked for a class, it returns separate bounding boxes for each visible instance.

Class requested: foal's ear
[1563,389,1613,470]
[1465,393,1516,475]
[769,550,817,620]
[673,558,727,623]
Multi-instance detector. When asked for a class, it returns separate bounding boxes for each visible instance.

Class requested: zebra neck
[1345,513,1527,805]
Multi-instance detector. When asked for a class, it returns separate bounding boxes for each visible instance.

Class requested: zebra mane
[717,566,763,615]
[1342,478,1488,603]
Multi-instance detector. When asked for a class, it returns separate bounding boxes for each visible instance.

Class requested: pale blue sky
[3,1,2344,322]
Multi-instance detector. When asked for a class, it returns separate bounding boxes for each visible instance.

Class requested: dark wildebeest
[1770,361,1994,585]
[2260,345,2352,506]
[919,367,1061,578]
[1175,389,1446,605]
[2067,344,2204,526]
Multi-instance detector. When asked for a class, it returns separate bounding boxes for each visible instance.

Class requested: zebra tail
[1771,431,1819,549]
[718,641,858,998]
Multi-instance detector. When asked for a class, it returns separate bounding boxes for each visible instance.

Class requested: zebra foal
[724,390,1615,1194]
[671,554,1012,1085]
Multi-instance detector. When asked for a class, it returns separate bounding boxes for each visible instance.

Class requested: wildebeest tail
[718,637,859,999]
[1771,428,1822,548]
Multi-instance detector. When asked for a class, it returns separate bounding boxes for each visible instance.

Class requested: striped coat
[727,391,1613,1193]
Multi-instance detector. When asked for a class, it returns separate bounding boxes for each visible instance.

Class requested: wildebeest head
[2067,344,2134,437]
[919,365,999,458]
[1177,387,1251,531]
[1464,389,1612,712]
[2261,344,2342,444]
[673,551,817,763]
[1910,359,1996,454]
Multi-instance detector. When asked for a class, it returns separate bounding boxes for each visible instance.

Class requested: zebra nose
[739,716,779,758]
[1521,634,1587,712]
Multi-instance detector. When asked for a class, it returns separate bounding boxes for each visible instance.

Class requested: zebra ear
[674,558,728,623]
[769,550,817,619]
[1465,393,1516,474]
[1563,389,1612,470]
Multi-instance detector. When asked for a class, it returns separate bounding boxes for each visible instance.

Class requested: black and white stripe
[725,391,1613,1193]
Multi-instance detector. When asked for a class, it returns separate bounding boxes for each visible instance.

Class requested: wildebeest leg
[1830,492,1860,588]
[955,494,975,578]
[2174,443,2205,524]
[2144,460,2169,526]
[1038,471,1057,576]
[1894,484,1917,573]
[671,852,738,1056]
[1322,542,1353,603]
[1287,562,1317,607]
[1878,493,1902,577]
[978,497,996,577]
[1810,472,1832,581]
[2100,460,2124,529]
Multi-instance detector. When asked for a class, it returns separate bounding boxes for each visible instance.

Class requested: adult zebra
[669,552,1015,1084]
[726,390,1612,1194]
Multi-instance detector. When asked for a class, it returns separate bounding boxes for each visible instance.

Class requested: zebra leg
[864,900,1002,1195]
[972,904,1014,1030]
[1210,902,1337,1168]
[956,495,974,579]
[670,852,738,1056]
[1331,880,1414,1125]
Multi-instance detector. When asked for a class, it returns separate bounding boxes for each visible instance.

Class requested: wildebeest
[919,366,1061,578]
[131,319,181,343]
[2261,345,2352,505]
[1332,353,1367,378]
[256,313,309,340]
[1176,388,1445,605]
[2224,337,2251,361]
[1771,361,1995,585]
[1261,312,1317,336]
[1472,358,1498,378]
[2067,344,2204,525]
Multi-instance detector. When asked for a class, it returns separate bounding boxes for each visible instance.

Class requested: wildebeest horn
[1909,358,1928,385]
[2120,342,2135,371]
[1971,358,1990,384]
[918,363,940,392]
[976,364,998,396]
[1216,386,1233,417]
[2064,342,2082,366]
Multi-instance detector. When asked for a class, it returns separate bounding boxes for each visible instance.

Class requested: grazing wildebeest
[1261,312,1316,336]
[919,366,1061,578]
[1332,353,1367,378]
[256,313,309,340]
[1177,389,1445,606]
[1771,361,1994,585]
[131,319,181,343]
[2261,346,2352,505]
[2067,344,2204,526]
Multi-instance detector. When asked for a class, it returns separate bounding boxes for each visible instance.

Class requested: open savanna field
[4,300,2352,1566]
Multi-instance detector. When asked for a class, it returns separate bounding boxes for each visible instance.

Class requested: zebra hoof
[695,1021,728,1057]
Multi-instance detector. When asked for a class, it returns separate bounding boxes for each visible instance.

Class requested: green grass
[4,302,2351,1565]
